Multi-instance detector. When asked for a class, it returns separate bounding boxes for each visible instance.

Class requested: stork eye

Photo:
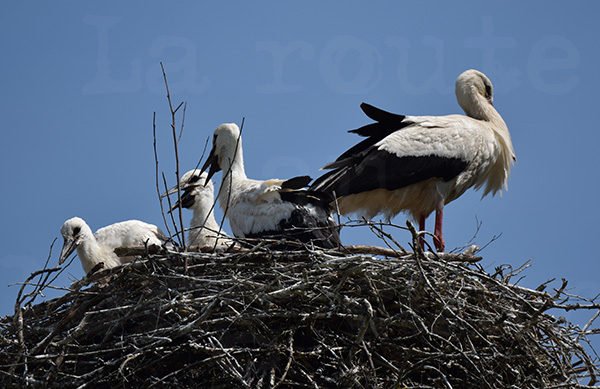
[189,175,201,183]
[73,226,81,236]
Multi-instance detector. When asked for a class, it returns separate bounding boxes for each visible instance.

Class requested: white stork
[311,69,516,252]
[59,217,168,274]
[201,123,341,249]
[165,169,231,247]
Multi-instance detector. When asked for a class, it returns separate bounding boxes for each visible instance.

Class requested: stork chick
[165,169,231,247]
[202,123,341,249]
[59,217,168,274]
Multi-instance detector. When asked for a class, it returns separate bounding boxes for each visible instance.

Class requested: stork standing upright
[201,123,341,249]
[165,169,231,246]
[59,217,168,274]
[311,69,516,252]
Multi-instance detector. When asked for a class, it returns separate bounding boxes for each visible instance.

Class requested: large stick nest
[1,237,599,388]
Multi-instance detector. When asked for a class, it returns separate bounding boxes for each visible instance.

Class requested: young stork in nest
[201,123,341,249]
[164,169,231,247]
[311,69,516,252]
[59,217,168,274]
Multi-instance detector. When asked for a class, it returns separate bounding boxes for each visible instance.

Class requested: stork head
[59,217,90,264]
[455,69,495,120]
[201,123,243,182]
[164,170,215,212]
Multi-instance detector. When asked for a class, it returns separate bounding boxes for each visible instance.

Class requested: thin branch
[160,62,186,252]
[153,111,174,241]
[177,102,187,144]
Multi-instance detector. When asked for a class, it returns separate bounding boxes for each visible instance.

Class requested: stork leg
[433,207,445,252]
[419,215,426,250]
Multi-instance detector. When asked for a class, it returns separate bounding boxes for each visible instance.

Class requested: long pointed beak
[162,174,194,199]
[168,188,196,213]
[201,147,222,185]
[168,199,180,214]
[161,183,181,199]
[59,238,77,265]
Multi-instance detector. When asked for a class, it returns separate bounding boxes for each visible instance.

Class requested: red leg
[434,207,445,252]
[419,215,426,250]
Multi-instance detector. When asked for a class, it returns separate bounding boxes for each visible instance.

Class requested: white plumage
[59,217,168,274]
[166,169,231,246]
[201,123,341,248]
[311,69,516,252]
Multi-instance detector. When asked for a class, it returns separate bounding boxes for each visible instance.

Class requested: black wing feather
[354,102,406,132]
[319,150,468,197]
[281,175,312,190]
[279,189,334,210]
[313,150,468,198]
[326,103,411,166]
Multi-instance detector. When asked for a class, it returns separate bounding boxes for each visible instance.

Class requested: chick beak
[59,237,77,265]
[162,182,183,199]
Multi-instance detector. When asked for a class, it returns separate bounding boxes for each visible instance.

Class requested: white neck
[216,138,247,214]
[475,96,514,160]
[223,144,246,178]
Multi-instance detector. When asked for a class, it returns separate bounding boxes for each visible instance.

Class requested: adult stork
[59,217,168,274]
[311,69,516,252]
[164,169,231,246]
[201,123,341,249]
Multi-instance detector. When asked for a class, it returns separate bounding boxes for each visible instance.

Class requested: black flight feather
[353,102,406,134]
[279,189,335,210]
[323,102,412,168]
[281,175,312,190]
[313,149,468,198]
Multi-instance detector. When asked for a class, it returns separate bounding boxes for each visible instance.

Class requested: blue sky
[1,2,599,352]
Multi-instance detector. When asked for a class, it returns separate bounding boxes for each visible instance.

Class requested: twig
[360,218,408,254]
[160,62,186,252]
[177,101,187,144]
[272,331,294,389]
[153,111,174,241]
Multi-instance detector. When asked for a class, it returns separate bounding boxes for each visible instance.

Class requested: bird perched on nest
[201,123,341,249]
[311,69,516,252]
[164,169,231,247]
[59,217,168,274]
